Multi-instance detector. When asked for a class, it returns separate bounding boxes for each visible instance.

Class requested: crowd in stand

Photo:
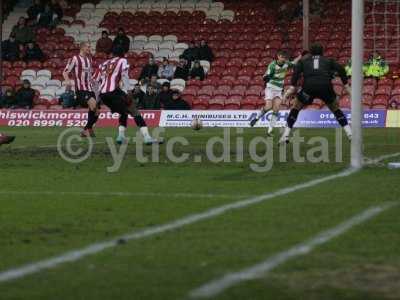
[131,81,191,110]
[0,0,217,111]
[1,0,66,63]
[0,80,35,109]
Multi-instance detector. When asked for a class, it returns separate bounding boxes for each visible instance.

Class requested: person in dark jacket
[132,84,145,106]
[0,88,17,108]
[112,28,130,54]
[198,40,214,62]
[1,34,20,61]
[24,41,44,61]
[11,17,35,44]
[139,85,160,109]
[182,41,199,65]
[50,0,63,20]
[156,82,173,108]
[37,4,56,28]
[15,80,35,109]
[27,0,44,21]
[96,31,113,54]
[164,90,191,110]
[174,58,189,80]
[138,57,159,83]
[189,60,205,81]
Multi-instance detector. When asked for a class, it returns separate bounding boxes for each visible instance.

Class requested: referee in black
[279,43,352,143]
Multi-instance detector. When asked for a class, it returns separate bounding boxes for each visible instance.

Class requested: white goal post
[351,0,364,169]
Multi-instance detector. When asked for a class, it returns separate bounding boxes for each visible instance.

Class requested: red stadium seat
[339,95,351,109]
[192,98,209,110]
[240,97,259,109]
[208,98,225,110]
[375,85,392,97]
[224,98,241,110]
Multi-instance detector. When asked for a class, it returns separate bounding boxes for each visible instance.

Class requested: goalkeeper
[279,43,352,144]
[250,50,301,135]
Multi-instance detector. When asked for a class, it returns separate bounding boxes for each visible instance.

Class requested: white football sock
[269,113,278,131]
[343,124,352,139]
[118,126,126,137]
[257,107,269,119]
[140,126,151,139]
[282,126,291,138]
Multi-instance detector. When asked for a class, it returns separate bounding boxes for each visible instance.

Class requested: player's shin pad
[85,110,97,129]
[287,108,299,128]
[134,115,147,127]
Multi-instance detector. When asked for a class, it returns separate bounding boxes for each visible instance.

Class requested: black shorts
[100,89,130,114]
[76,90,96,106]
[297,83,337,105]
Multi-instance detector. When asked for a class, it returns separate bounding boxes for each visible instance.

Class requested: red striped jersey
[64,54,93,91]
[96,57,130,94]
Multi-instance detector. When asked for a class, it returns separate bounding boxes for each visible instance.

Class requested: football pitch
[0,126,400,300]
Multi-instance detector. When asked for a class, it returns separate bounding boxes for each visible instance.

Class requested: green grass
[0,126,399,300]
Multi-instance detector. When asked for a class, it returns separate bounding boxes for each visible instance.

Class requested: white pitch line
[189,202,397,299]
[0,168,357,284]
[0,191,253,199]
[8,141,105,150]
[0,152,397,284]
[364,152,400,165]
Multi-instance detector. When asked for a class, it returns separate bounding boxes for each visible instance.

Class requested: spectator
[59,85,76,108]
[96,31,113,55]
[389,100,398,109]
[24,41,44,62]
[365,52,389,78]
[156,82,173,108]
[0,88,16,108]
[131,84,145,106]
[345,59,352,77]
[50,0,63,21]
[144,74,161,93]
[182,41,199,65]
[174,57,190,80]
[58,0,69,10]
[138,85,160,109]
[11,17,35,44]
[27,0,44,21]
[139,57,159,83]
[164,90,191,110]
[189,60,205,81]
[1,34,20,61]
[15,80,35,109]
[112,28,130,55]
[157,58,175,80]
[198,40,214,62]
[37,4,56,29]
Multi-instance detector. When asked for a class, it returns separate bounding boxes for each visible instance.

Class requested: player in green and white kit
[250,50,301,135]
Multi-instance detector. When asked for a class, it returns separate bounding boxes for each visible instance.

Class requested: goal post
[351,0,364,169]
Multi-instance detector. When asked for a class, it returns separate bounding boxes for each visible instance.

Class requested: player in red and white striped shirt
[96,46,162,145]
[63,42,99,137]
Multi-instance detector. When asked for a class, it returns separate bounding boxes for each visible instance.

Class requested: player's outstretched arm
[291,53,303,65]
[332,59,351,97]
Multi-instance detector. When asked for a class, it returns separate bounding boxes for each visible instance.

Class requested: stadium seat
[208,98,225,110]
[372,95,390,108]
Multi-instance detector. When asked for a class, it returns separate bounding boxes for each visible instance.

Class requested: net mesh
[365,0,400,64]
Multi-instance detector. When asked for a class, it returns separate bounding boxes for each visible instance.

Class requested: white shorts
[264,87,283,101]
